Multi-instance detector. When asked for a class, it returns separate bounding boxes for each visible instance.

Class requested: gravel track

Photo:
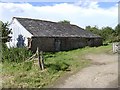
[53,53,118,88]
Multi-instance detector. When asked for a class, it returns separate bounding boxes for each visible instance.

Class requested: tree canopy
[0,21,12,43]
[85,24,120,43]
[114,24,120,38]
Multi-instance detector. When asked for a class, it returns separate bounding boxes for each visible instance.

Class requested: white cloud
[0,2,118,29]
[75,0,99,8]
[1,0,119,2]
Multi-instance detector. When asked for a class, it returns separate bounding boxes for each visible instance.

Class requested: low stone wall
[30,37,103,52]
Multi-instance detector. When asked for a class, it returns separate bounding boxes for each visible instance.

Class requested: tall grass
[2,45,32,62]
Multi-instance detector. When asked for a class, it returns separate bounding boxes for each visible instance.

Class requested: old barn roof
[14,17,101,38]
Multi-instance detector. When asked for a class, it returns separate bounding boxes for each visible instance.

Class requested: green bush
[2,47,32,62]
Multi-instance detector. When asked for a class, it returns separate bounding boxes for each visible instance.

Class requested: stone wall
[30,37,103,52]
[60,37,87,51]
[31,37,55,52]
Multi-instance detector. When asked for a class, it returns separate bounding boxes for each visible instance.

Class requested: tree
[100,26,114,42]
[85,25,117,43]
[114,24,120,41]
[85,25,101,36]
[115,24,120,35]
[0,21,12,43]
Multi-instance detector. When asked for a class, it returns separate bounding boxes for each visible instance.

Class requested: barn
[8,17,103,52]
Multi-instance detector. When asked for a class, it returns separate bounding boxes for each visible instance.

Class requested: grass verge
[2,44,112,88]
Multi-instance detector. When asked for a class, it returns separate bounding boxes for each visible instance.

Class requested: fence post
[37,47,42,69]
[40,51,44,70]
[37,47,44,70]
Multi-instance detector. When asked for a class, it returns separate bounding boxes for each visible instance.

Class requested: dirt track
[53,53,118,88]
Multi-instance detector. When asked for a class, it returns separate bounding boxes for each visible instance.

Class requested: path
[53,53,118,88]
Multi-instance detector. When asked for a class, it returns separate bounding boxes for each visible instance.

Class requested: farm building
[8,17,102,52]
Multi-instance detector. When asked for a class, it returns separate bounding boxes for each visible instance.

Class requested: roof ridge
[13,17,61,24]
[13,17,78,26]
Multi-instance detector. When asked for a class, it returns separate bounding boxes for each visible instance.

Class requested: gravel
[53,54,118,88]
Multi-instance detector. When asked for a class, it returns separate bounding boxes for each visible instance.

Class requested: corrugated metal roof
[14,17,101,38]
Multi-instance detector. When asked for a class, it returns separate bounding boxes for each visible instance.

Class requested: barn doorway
[54,39,61,51]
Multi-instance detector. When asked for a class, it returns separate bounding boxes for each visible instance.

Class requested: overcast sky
[0,0,118,29]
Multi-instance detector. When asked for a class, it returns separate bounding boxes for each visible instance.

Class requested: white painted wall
[112,42,119,53]
[6,18,33,48]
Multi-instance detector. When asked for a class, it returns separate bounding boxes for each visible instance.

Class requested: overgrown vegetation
[2,44,32,63]
[2,44,112,88]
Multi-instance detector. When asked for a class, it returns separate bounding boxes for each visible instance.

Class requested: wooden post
[37,47,44,70]
[40,51,44,70]
[37,47,42,69]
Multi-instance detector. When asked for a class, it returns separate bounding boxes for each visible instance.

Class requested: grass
[2,44,112,88]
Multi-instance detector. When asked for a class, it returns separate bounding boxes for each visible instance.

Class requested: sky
[0,0,119,29]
